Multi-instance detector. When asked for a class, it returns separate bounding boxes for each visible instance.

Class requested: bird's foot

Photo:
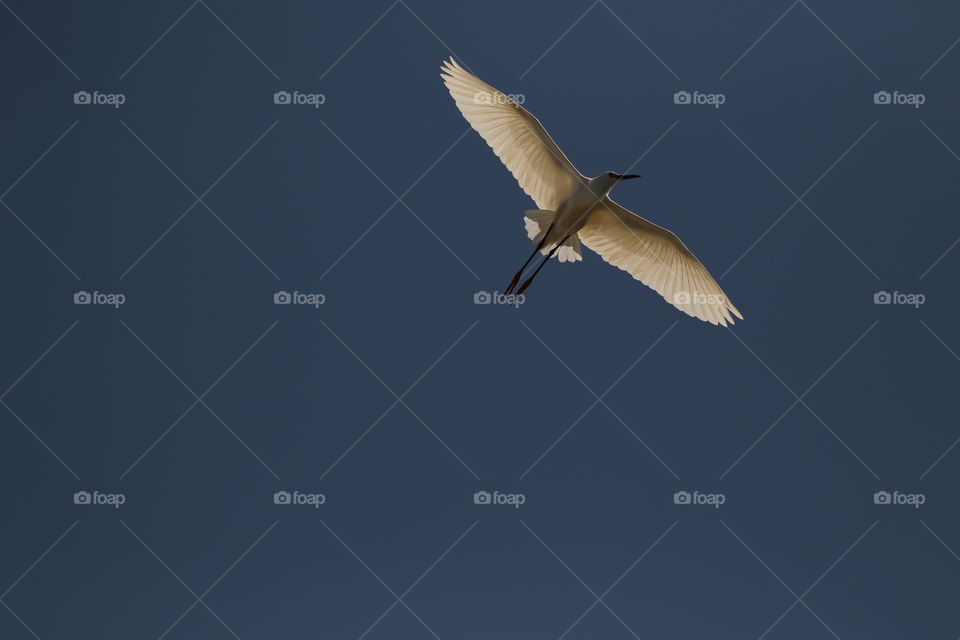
[516,278,534,296]
[505,271,522,295]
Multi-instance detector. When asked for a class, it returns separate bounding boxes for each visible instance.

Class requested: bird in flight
[440,58,743,326]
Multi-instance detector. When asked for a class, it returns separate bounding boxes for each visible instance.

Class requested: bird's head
[593,171,641,193]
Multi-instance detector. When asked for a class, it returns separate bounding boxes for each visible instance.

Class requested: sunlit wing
[440,58,582,211]
[579,199,744,326]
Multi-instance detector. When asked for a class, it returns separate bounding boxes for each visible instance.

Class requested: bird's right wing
[579,199,743,326]
[440,58,582,211]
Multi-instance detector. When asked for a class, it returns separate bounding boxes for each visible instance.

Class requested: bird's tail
[523,210,582,262]
[524,209,555,245]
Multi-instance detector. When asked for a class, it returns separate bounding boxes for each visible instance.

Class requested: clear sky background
[1,1,959,638]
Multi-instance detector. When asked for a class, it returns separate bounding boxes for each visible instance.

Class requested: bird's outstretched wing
[440,58,582,211]
[579,199,743,326]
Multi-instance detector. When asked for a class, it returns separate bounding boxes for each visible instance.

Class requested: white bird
[440,58,743,326]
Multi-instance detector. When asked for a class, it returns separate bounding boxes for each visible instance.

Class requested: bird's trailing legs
[505,223,554,294]
[515,235,571,296]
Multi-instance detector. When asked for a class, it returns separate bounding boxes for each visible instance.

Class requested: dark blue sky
[1,1,959,638]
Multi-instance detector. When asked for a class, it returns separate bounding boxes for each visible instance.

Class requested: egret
[440,58,743,326]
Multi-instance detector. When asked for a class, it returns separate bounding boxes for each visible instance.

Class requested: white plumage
[441,58,743,326]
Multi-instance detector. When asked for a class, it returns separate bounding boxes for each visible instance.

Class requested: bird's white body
[441,58,744,326]
[543,174,620,249]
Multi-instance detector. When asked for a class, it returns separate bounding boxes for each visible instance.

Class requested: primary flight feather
[440,58,743,326]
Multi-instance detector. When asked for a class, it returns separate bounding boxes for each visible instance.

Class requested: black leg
[516,234,570,296]
[506,223,553,294]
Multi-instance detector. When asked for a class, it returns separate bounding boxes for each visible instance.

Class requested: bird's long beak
[618,174,641,180]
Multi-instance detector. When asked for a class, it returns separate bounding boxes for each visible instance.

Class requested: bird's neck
[588,176,616,196]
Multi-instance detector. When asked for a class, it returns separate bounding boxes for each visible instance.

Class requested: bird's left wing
[578,199,743,326]
[440,58,582,211]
